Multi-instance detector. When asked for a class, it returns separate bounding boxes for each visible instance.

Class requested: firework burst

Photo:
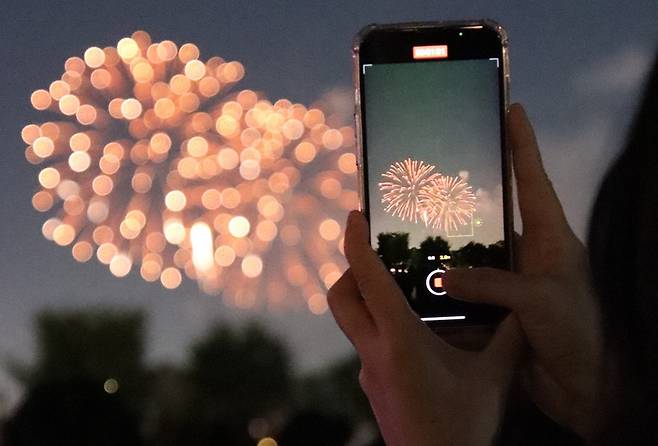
[378,158,438,222]
[24,30,358,314]
[419,175,477,232]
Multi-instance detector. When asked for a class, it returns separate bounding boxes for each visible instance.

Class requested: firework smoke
[24,31,358,314]
[419,175,477,232]
[378,158,438,222]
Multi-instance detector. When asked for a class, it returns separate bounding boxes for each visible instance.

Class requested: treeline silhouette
[376,231,506,271]
[0,278,580,445]
[1,310,380,446]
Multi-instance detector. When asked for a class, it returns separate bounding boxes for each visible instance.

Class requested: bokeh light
[25,31,357,312]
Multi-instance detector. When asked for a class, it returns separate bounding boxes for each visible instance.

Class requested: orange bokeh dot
[53,224,76,246]
[63,195,85,215]
[21,124,41,144]
[187,136,208,157]
[228,216,250,238]
[99,154,120,175]
[131,60,154,83]
[150,81,170,100]
[320,177,342,199]
[132,172,152,193]
[31,89,52,111]
[303,109,325,128]
[38,167,60,189]
[241,255,263,278]
[165,190,187,212]
[338,153,357,174]
[32,190,54,212]
[121,98,143,120]
[33,137,55,158]
[154,98,176,119]
[201,189,222,210]
[97,242,118,264]
[216,115,238,137]
[217,148,239,169]
[322,129,343,150]
[178,92,200,113]
[68,151,91,172]
[110,253,133,277]
[84,46,106,68]
[184,60,206,81]
[198,76,220,97]
[178,43,200,63]
[76,104,97,125]
[221,187,241,208]
[49,80,70,100]
[214,245,236,267]
[308,293,329,315]
[294,142,316,164]
[87,198,109,223]
[156,40,178,61]
[160,267,182,289]
[150,132,172,154]
[318,218,341,241]
[72,241,94,262]
[65,56,86,74]
[93,225,114,244]
[92,175,114,196]
[145,233,167,255]
[117,37,140,60]
[41,218,61,240]
[69,132,91,151]
[59,94,81,116]
[108,98,123,119]
[170,74,191,95]
[177,157,198,179]
[255,220,277,242]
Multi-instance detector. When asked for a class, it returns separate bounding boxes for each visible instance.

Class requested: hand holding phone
[329,97,601,443]
[328,209,523,446]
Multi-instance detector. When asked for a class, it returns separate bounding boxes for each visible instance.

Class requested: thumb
[444,267,536,314]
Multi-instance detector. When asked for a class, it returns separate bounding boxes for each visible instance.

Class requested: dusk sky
[364,59,503,248]
[0,0,656,410]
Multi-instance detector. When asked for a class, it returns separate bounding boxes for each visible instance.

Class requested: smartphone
[353,20,513,328]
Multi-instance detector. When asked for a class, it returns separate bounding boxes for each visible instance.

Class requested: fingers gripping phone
[353,20,513,328]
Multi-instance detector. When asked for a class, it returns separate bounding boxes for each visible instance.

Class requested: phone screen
[357,24,511,325]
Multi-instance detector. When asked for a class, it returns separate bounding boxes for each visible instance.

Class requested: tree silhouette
[297,354,370,422]
[485,240,507,269]
[419,236,451,263]
[376,232,411,268]
[451,240,507,268]
[5,310,148,445]
[14,310,148,413]
[452,242,489,267]
[295,354,377,445]
[179,321,292,445]
[4,378,142,446]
